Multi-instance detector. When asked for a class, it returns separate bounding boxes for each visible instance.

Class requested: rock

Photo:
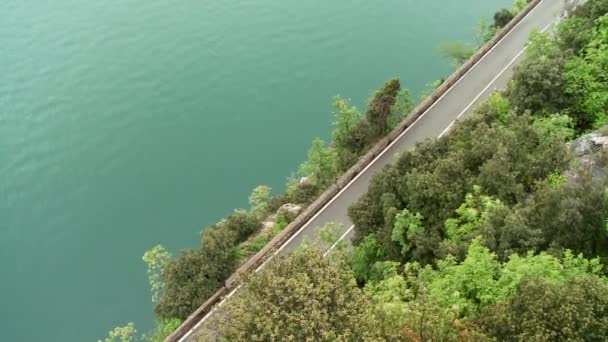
[299,176,309,185]
[277,203,303,218]
[261,214,277,230]
[566,130,608,181]
[570,133,608,157]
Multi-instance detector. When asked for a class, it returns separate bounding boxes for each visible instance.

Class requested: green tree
[332,96,362,151]
[481,277,608,341]
[351,234,386,283]
[564,16,608,129]
[387,88,415,129]
[493,8,514,28]
[156,222,242,319]
[299,138,339,188]
[445,189,500,241]
[144,318,183,342]
[331,96,369,170]
[362,244,605,341]
[350,110,568,265]
[248,185,272,218]
[474,19,496,45]
[366,79,401,137]
[556,16,594,55]
[519,171,608,260]
[423,240,603,318]
[507,31,573,116]
[441,187,504,260]
[477,91,511,122]
[331,80,405,170]
[315,222,345,251]
[531,113,575,140]
[98,323,137,342]
[572,0,608,22]
[142,245,172,304]
[201,247,387,341]
[437,41,474,67]
[391,208,424,256]
[419,79,444,101]
[221,210,262,244]
[511,0,529,14]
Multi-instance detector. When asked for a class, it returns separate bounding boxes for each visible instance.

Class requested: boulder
[566,130,608,181]
[278,203,303,217]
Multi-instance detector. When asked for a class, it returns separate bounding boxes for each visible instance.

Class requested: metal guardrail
[165,1,543,340]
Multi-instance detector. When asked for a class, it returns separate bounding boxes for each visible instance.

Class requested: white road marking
[323,224,355,257]
[437,21,554,139]
[438,47,527,138]
[179,2,548,340]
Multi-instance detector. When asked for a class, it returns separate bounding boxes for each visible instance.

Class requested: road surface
[183,0,563,340]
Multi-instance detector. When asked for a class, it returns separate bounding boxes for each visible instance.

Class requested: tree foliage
[481,277,608,341]
[349,108,569,266]
[142,245,172,304]
[388,88,415,129]
[507,31,573,116]
[201,247,387,341]
[156,211,261,319]
[507,2,608,132]
[422,240,603,318]
[493,8,514,28]
[248,185,272,218]
[299,138,339,188]
[362,241,605,341]
[98,323,137,342]
[532,113,576,141]
[391,208,424,256]
[144,318,183,342]
[351,234,386,283]
[572,0,608,22]
[437,41,475,67]
[565,16,608,128]
[366,79,401,137]
[511,0,529,14]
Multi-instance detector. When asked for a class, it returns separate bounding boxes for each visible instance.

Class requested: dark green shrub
[481,277,608,341]
[222,211,262,244]
[493,8,514,28]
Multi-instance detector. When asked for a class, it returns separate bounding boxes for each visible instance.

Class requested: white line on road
[179,2,547,340]
[438,21,554,138]
[323,224,355,257]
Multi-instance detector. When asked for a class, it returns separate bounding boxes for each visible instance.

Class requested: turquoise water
[1,0,507,340]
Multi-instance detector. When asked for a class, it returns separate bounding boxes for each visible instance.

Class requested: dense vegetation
[200,247,387,341]
[190,1,608,341]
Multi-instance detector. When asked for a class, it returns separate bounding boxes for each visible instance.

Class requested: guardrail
[165,1,542,340]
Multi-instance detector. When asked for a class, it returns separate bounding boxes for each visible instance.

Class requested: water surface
[1,0,507,340]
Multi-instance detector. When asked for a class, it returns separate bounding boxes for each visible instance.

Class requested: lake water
[1,0,507,340]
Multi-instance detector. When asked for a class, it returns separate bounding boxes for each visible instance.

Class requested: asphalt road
[182,0,563,340]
